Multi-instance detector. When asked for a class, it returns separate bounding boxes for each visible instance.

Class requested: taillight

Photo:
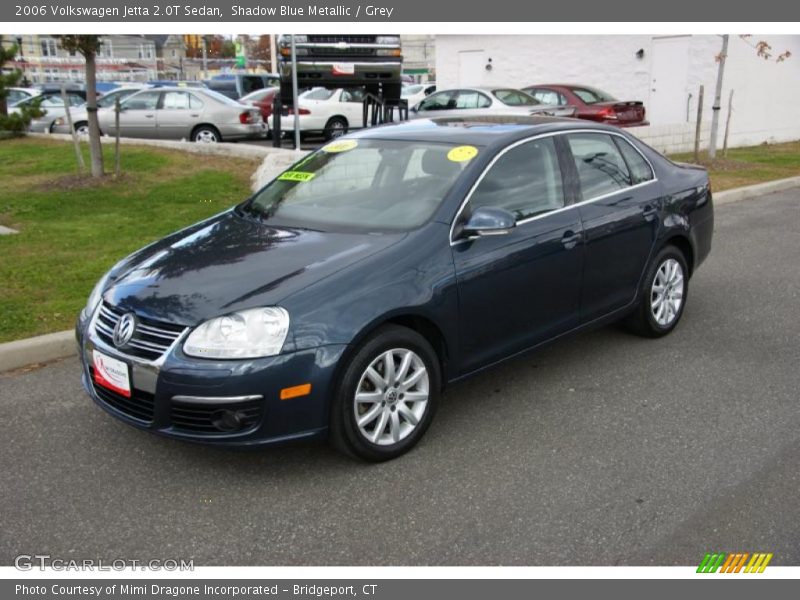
[286,108,311,116]
[239,111,259,124]
[597,107,618,120]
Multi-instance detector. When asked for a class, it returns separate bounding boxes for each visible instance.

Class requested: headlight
[183,307,290,359]
[81,272,110,320]
[376,36,400,45]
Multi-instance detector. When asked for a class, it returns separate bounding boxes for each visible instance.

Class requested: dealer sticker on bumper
[92,350,131,398]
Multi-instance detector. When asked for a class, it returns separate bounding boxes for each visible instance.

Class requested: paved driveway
[1,189,798,566]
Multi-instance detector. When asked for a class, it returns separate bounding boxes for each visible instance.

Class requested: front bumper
[76,311,346,447]
[280,59,402,87]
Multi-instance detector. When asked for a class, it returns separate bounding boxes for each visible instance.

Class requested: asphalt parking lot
[1,189,799,566]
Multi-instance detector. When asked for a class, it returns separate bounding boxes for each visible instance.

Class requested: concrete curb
[2,173,799,373]
[0,331,76,372]
[713,175,800,205]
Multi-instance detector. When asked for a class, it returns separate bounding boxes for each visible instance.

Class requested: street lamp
[15,36,30,86]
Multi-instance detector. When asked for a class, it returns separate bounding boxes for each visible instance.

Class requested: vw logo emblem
[113,313,137,348]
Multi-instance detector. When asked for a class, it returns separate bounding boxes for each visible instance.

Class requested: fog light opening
[211,409,247,432]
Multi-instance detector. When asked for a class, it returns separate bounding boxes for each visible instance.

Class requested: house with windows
[144,35,188,80]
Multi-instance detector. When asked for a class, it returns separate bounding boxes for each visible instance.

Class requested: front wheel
[74,122,89,136]
[626,246,689,337]
[330,325,440,461]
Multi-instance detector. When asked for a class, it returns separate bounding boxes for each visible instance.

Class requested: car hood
[104,211,405,326]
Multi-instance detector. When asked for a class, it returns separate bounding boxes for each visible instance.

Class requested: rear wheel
[192,125,221,143]
[626,246,688,337]
[74,122,89,136]
[323,116,348,141]
[330,325,440,461]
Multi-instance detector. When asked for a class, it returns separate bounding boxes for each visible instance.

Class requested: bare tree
[58,35,104,178]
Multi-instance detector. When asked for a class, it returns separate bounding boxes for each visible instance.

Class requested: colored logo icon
[697,552,773,573]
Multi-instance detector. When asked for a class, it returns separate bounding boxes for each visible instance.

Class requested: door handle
[642,204,658,220]
[561,230,582,249]
[144,114,155,118]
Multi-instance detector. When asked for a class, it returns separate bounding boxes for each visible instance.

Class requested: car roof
[350,116,624,147]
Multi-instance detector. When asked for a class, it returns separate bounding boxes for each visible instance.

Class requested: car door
[339,88,365,127]
[451,136,584,373]
[564,132,660,323]
[157,91,204,140]
[115,90,161,138]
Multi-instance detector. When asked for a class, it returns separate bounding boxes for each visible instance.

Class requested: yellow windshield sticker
[278,171,316,182]
[447,145,479,162]
[322,139,358,153]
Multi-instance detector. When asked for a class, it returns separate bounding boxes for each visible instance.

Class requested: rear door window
[566,133,632,199]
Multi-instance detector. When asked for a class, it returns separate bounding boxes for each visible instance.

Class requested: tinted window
[418,91,455,111]
[571,87,616,105]
[614,137,654,184]
[529,89,561,105]
[241,76,265,94]
[493,89,538,106]
[123,91,161,110]
[567,133,632,198]
[469,137,565,221]
[455,91,491,109]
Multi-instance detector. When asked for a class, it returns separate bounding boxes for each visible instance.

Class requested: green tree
[0,37,41,136]
[58,35,104,177]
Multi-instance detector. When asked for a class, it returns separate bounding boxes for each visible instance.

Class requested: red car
[239,87,278,123]
[522,84,649,127]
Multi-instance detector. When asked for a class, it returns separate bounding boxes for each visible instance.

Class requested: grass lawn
[0,138,259,343]
[670,141,800,191]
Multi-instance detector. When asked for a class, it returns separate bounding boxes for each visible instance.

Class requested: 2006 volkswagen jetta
[76,117,713,461]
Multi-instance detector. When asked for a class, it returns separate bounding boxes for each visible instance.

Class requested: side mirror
[460,207,516,238]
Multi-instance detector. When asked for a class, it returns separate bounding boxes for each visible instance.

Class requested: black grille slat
[170,399,263,434]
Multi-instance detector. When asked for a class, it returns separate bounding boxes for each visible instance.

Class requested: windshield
[493,89,539,106]
[572,86,617,104]
[244,138,477,232]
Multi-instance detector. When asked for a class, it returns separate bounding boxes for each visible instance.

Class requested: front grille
[93,302,186,361]
[308,35,377,44]
[90,367,155,423]
[170,399,263,434]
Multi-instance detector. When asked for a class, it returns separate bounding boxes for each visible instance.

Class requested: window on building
[40,38,58,57]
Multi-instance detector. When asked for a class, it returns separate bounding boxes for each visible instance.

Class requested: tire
[74,122,89,136]
[323,116,348,141]
[626,245,689,337]
[192,125,221,143]
[330,325,440,462]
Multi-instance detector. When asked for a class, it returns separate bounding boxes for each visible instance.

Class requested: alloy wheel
[354,348,430,446]
[195,130,218,143]
[650,258,684,327]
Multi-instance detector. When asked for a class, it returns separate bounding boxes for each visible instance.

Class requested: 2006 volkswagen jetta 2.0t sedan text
[76,116,713,461]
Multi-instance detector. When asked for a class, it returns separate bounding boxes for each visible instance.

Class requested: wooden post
[61,84,85,172]
[694,85,704,163]
[114,96,121,178]
[722,89,734,158]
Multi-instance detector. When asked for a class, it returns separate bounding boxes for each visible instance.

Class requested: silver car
[9,91,87,133]
[51,86,148,135]
[96,87,266,142]
[410,87,576,120]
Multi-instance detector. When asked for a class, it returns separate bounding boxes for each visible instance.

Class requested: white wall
[435,34,800,152]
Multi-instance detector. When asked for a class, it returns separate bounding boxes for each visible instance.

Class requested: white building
[436,34,800,153]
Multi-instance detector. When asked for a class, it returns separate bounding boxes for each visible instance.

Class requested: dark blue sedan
[76,117,714,461]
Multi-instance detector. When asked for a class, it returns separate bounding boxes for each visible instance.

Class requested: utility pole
[708,34,728,160]
[269,34,277,73]
[201,36,208,79]
[291,34,300,151]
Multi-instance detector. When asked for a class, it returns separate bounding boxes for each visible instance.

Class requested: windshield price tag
[447,146,479,162]
[322,139,358,153]
[278,171,316,182]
